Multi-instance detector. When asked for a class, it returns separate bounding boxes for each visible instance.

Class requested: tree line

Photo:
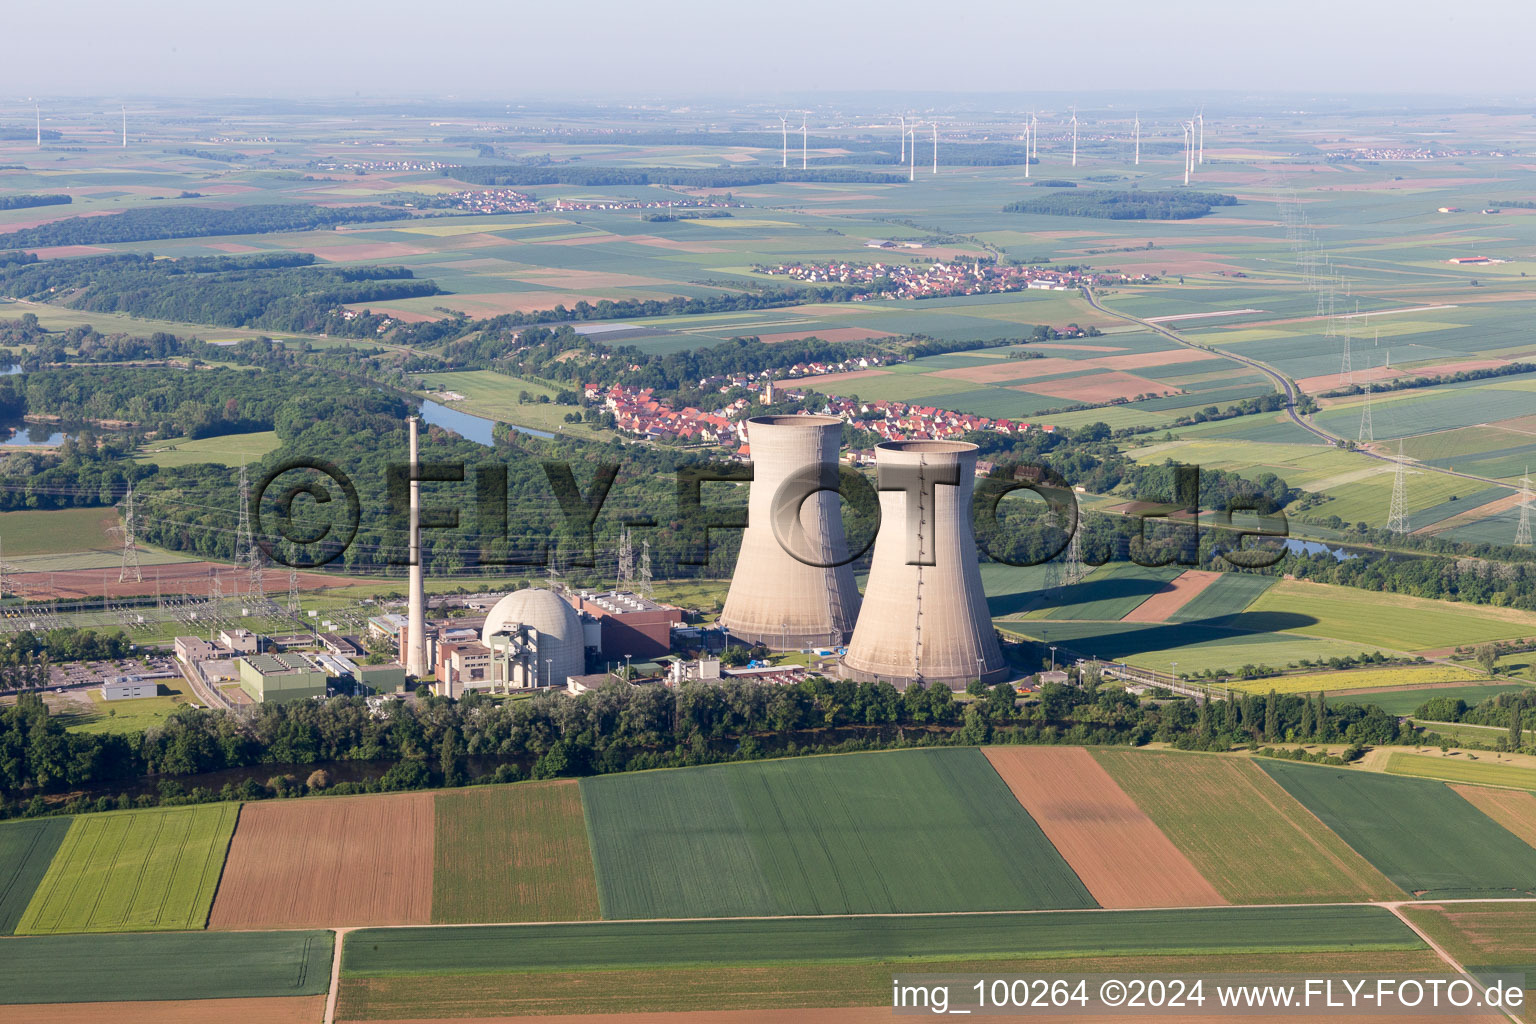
[1004,190,1240,220]
[0,194,70,211]
[0,203,411,249]
[447,165,904,187]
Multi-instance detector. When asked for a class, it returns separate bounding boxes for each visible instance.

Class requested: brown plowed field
[1021,371,1179,404]
[1450,785,1536,849]
[1121,570,1224,623]
[0,996,326,1023]
[11,562,347,601]
[982,747,1224,908]
[209,793,433,929]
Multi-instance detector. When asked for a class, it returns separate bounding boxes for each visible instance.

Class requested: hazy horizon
[6,0,1536,102]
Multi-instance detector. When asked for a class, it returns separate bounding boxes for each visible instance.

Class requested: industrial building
[101,676,157,701]
[719,415,861,648]
[569,590,682,659]
[236,653,330,704]
[430,588,585,698]
[842,440,1007,689]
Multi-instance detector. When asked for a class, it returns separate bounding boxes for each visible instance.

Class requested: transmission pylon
[118,485,143,583]
[1387,440,1410,536]
[287,565,301,614]
[616,527,634,589]
[1358,378,1373,441]
[1516,466,1533,548]
[1064,519,1087,586]
[1339,325,1352,386]
[637,539,654,598]
[235,463,265,602]
[0,536,7,601]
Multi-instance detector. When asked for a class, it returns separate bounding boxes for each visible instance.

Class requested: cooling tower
[719,415,861,649]
[842,440,1006,689]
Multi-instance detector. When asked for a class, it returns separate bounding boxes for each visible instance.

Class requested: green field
[1329,683,1533,716]
[1247,578,1536,650]
[343,905,1418,976]
[16,803,238,933]
[1030,563,1186,621]
[1385,752,1536,791]
[0,930,332,1003]
[1094,750,1402,903]
[0,506,116,556]
[136,429,282,468]
[579,748,1095,919]
[1399,901,1536,1006]
[0,817,70,935]
[1259,760,1536,898]
[432,780,601,923]
[63,673,200,735]
[1168,572,1277,622]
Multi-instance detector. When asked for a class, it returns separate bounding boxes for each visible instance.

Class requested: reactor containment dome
[481,588,586,685]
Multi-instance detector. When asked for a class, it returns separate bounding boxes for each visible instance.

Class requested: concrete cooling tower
[719,415,861,649]
[842,440,1006,689]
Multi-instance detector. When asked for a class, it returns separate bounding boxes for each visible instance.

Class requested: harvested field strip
[579,748,1095,919]
[982,747,1224,908]
[343,905,1418,976]
[1120,570,1223,623]
[0,930,333,1003]
[1399,902,1536,1014]
[1259,760,1536,898]
[0,817,70,934]
[209,791,433,929]
[1093,750,1401,903]
[336,950,1444,1021]
[1450,786,1536,849]
[1386,752,1536,791]
[432,781,600,923]
[16,803,236,934]
[0,996,328,1024]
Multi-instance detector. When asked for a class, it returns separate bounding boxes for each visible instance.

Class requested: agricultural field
[1026,563,1186,621]
[1399,902,1536,1012]
[1330,682,1533,716]
[335,907,1422,1019]
[578,748,1096,919]
[0,996,327,1024]
[1239,664,1484,696]
[1093,749,1401,903]
[0,818,70,934]
[0,930,332,1004]
[1385,752,1536,792]
[16,803,236,934]
[1246,578,1536,651]
[134,430,281,468]
[1259,759,1536,897]
[431,780,601,923]
[1450,786,1536,849]
[0,507,118,556]
[982,746,1223,908]
[208,792,433,929]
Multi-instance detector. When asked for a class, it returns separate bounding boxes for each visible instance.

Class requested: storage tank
[719,415,861,649]
[842,440,1006,689]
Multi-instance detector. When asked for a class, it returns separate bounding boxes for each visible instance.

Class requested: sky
[7,0,1536,101]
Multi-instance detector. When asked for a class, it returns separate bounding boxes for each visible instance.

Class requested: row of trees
[0,194,70,211]
[0,673,1412,815]
[1004,190,1240,221]
[0,203,407,248]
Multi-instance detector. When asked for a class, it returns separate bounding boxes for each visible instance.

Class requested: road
[1080,287,1516,494]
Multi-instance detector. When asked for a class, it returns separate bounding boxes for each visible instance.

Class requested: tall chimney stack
[406,416,428,679]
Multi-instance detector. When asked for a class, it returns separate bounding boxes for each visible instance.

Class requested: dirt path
[1384,903,1527,1024]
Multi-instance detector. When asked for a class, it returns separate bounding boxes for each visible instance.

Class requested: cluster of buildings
[821,394,1045,445]
[1323,146,1499,161]
[174,628,405,706]
[598,384,741,443]
[309,158,455,174]
[756,259,1098,300]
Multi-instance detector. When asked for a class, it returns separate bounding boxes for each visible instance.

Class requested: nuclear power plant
[840,440,1007,689]
[719,415,861,648]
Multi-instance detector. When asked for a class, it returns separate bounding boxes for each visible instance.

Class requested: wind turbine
[1030,111,1038,162]
[1023,120,1030,179]
[1071,107,1078,167]
[931,121,938,175]
[1197,108,1204,164]
[908,127,915,181]
[899,114,906,162]
[1182,122,1192,186]
[779,115,787,168]
[800,113,807,171]
[1133,113,1140,166]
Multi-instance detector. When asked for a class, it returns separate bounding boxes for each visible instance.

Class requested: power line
[1387,440,1410,536]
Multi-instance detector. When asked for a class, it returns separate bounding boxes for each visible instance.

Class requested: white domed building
[475,588,586,691]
